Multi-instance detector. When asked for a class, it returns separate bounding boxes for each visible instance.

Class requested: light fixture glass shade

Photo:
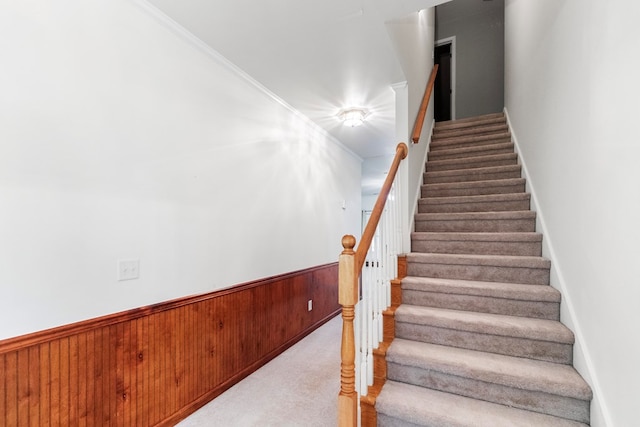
[339,108,368,127]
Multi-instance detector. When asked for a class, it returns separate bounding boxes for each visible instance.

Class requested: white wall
[361,154,396,212]
[0,0,361,340]
[436,0,505,119]
[386,8,436,247]
[505,1,640,425]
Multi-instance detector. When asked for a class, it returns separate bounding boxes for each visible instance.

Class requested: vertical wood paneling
[0,263,339,426]
[0,354,5,424]
[38,342,51,427]
[6,352,18,426]
[84,330,95,427]
[49,340,60,427]
[29,345,41,426]
[115,323,125,427]
[17,349,30,424]
[59,338,70,427]
[101,327,111,425]
[77,333,87,427]
[92,328,103,427]
[69,335,79,426]
[147,314,160,425]
[165,309,173,417]
[134,317,147,426]
[161,310,170,421]
[123,322,132,427]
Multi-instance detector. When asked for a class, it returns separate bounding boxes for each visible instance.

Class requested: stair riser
[427,156,518,173]
[431,126,509,139]
[424,167,521,184]
[402,290,559,320]
[419,199,529,213]
[422,184,525,198]
[430,132,511,149]
[435,115,506,127]
[387,364,589,423]
[406,262,550,285]
[435,112,505,129]
[430,137,512,152]
[411,239,542,257]
[433,125,509,140]
[415,217,536,233]
[434,120,507,131]
[395,322,573,364]
[429,146,514,161]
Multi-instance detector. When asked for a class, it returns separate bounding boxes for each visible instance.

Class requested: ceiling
[146,0,449,168]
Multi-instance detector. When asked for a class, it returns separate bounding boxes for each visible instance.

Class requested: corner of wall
[504,108,612,427]
[133,0,362,164]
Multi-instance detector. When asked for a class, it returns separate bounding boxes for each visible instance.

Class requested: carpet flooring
[177,316,341,427]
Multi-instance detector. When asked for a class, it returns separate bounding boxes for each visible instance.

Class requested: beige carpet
[178,315,341,427]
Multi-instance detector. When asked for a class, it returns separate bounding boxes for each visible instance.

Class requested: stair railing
[411,64,439,144]
[338,64,439,426]
[338,142,407,427]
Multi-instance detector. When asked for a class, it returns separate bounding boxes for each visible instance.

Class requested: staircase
[375,113,593,426]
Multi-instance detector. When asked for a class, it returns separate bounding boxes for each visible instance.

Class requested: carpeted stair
[376,112,592,426]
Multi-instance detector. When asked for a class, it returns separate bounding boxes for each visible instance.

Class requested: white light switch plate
[118,259,140,281]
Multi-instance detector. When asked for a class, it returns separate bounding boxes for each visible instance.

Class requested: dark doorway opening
[434,43,452,122]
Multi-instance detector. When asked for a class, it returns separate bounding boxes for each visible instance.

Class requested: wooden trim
[360,385,380,427]
[411,64,439,144]
[391,255,407,307]
[0,263,340,426]
[359,254,407,426]
[0,263,337,354]
[397,254,407,279]
[338,237,358,427]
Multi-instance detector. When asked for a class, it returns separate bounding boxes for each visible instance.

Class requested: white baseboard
[503,107,611,427]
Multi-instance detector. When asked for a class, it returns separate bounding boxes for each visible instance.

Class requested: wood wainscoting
[0,263,340,426]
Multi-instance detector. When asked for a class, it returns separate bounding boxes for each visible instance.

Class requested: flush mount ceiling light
[339,108,368,127]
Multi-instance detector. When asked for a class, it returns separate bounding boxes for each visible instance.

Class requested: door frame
[435,36,456,121]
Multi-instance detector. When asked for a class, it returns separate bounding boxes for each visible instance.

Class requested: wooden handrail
[411,64,439,144]
[338,142,408,427]
[354,142,408,272]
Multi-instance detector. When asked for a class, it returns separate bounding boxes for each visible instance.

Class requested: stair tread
[420,192,530,205]
[407,252,550,269]
[430,132,512,148]
[435,112,505,127]
[401,276,560,302]
[415,210,536,221]
[432,125,510,140]
[434,127,508,140]
[435,121,507,131]
[427,152,517,167]
[411,231,542,242]
[377,381,588,427]
[435,116,506,130]
[395,304,574,343]
[424,164,521,179]
[435,121,507,130]
[423,177,525,191]
[388,339,592,400]
[429,142,513,157]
